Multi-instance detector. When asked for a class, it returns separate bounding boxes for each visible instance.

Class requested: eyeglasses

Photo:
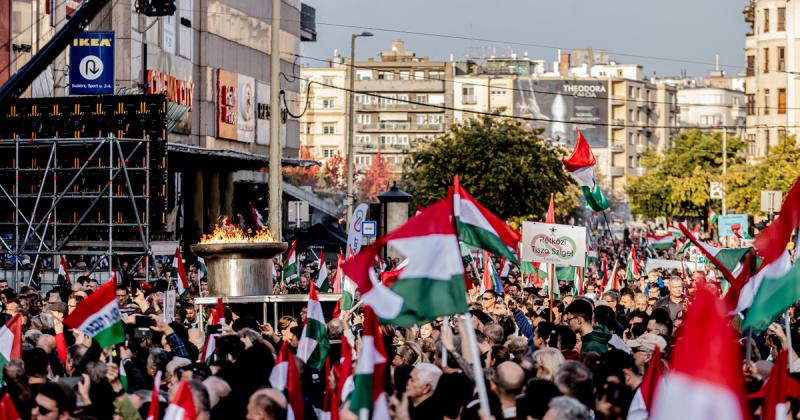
[36,404,53,415]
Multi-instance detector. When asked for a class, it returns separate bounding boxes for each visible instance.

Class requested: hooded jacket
[581,324,612,354]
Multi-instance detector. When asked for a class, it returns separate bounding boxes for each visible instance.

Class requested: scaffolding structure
[0,136,157,287]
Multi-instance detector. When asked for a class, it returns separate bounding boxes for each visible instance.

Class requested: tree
[321,152,347,192]
[725,135,800,215]
[401,115,576,221]
[356,153,394,202]
[282,147,320,187]
[626,129,744,218]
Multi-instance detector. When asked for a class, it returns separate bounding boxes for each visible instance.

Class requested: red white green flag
[297,282,330,370]
[0,313,22,383]
[453,175,520,265]
[562,129,610,212]
[57,256,71,285]
[269,341,305,420]
[342,193,468,327]
[349,306,389,419]
[164,380,197,420]
[145,371,162,420]
[172,248,189,297]
[283,240,299,284]
[646,233,674,250]
[315,251,330,291]
[625,245,640,280]
[64,280,125,348]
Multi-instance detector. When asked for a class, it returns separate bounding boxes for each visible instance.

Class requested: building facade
[743,0,798,156]
[299,64,348,162]
[677,87,746,132]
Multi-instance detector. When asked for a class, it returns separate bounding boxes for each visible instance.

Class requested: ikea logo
[72,38,112,47]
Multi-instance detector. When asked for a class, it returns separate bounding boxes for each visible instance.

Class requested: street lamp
[346,31,373,225]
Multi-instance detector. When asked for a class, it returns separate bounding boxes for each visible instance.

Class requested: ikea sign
[69,31,114,95]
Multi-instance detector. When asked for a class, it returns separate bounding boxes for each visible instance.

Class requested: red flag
[754,177,800,265]
[215,297,225,326]
[332,253,345,293]
[641,347,664,414]
[0,393,19,420]
[546,194,555,224]
[145,371,162,420]
[164,379,196,419]
[562,129,596,172]
[269,341,304,420]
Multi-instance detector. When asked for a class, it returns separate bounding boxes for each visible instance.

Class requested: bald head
[247,388,287,420]
[37,334,56,354]
[495,361,525,396]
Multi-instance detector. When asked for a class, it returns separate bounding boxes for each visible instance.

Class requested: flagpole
[601,211,619,250]
[441,315,449,367]
[463,312,490,414]
[548,263,555,322]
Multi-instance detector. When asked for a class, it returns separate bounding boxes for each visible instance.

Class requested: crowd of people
[0,227,798,420]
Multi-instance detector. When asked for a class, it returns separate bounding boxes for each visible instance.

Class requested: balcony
[612,98,625,106]
[356,102,441,112]
[610,166,625,177]
[462,95,478,105]
[300,3,317,42]
[356,122,445,132]
[356,143,376,151]
[355,79,446,93]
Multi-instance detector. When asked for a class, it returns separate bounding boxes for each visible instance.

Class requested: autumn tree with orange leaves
[356,153,395,202]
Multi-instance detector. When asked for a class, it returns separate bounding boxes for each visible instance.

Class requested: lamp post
[346,31,373,225]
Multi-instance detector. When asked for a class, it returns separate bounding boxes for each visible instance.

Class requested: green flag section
[563,130,610,212]
[297,282,330,370]
[342,194,468,327]
[708,209,719,232]
[646,233,674,250]
[742,258,800,334]
[120,360,128,391]
[453,175,521,265]
[349,307,390,418]
[64,280,125,348]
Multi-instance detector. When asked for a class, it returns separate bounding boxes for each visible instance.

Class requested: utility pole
[346,32,373,224]
[268,0,282,240]
[722,124,728,215]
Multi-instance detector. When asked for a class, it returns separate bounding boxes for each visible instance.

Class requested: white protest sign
[521,222,587,267]
[164,290,176,323]
[347,204,369,256]
[644,258,705,274]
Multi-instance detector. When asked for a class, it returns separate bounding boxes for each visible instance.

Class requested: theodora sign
[521,222,587,267]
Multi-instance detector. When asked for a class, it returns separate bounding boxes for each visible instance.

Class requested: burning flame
[200,218,275,244]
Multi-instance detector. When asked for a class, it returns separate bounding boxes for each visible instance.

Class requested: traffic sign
[761,190,783,214]
[70,32,114,95]
[709,182,723,200]
[361,220,377,237]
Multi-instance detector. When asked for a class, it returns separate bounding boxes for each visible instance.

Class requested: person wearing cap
[626,332,667,374]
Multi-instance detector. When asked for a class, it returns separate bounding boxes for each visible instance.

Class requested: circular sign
[530,233,577,262]
[79,55,104,81]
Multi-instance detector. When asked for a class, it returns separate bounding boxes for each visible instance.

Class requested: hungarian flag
[732,251,791,315]
[573,268,584,295]
[0,314,22,383]
[755,350,800,420]
[342,193,468,327]
[64,280,125,348]
[707,209,719,232]
[349,306,389,419]
[603,259,620,294]
[332,253,344,293]
[269,341,305,420]
[625,245,640,280]
[172,248,189,297]
[499,258,511,278]
[336,334,355,403]
[197,257,207,280]
[742,256,800,333]
[481,251,502,295]
[284,240,299,284]
[453,175,520,265]
[650,286,747,420]
[668,224,684,238]
[297,282,330,370]
[201,334,219,364]
[640,346,664,414]
[340,250,358,312]
[215,297,226,325]
[315,252,330,291]
[0,393,19,420]
[754,177,800,265]
[646,233,674,250]
[164,380,197,420]
[57,256,71,285]
[250,202,266,230]
[678,223,751,287]
[146,371,162,420]
[562,129,610,212]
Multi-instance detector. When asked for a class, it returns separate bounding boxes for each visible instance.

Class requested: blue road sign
[69,31,114,95]
[361,220,377,237]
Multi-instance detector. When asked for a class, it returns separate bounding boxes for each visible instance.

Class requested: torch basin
[190,242,288,297]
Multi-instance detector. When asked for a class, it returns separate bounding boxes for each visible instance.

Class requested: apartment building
[743,0,797,156]
[299,64,348,162]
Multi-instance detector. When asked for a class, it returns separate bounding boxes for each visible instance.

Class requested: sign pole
[549,263,555,322]
[463,312,491,414]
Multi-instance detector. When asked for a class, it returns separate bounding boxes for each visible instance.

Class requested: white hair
[547,396,590,420]
[413,362,443,392]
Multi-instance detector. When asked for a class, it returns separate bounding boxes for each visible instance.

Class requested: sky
[301,0,751,78]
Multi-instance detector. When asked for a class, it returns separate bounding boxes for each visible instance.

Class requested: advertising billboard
[513,79,608,148]
[216,69,238,140]
[69,32,115,95]
[237,75,256,143]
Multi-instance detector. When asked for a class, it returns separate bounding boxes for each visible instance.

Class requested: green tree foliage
[401,115,577,221]
[725,135,800,215]
[626,129,743,218]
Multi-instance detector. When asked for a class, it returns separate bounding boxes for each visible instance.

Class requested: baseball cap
[626,333,667,353]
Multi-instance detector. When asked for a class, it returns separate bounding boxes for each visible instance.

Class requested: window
[779,129,787,142]
[629,156,634,168]
[746,55,755,77]
[429,114,443,124]
[628,109,634,122]
[764,48,770,73]
[764,8,770,33]
[778,7,786,31]
[636,87,641,99]
[355,155,372,166]
[747,133,756,155]
[380,135,396,145]
[322,98,335,109]
[416,114,428,124]
[356,113,371,124]
[628,87,634,98]
[399,71,410,80]
[462,86,476,104]
[416,94,428,104]
[779,47,785,72]
[764,89,771,115]
[355,135,371,144]
[355,94,372,105]
[356,70,372,80]
[746,94,756,116]
[765,129,771,148]
[628,132,634,145]
[305,123,314,134]
[396,94,409,102]
[778,88,786,114]
[397,135,409,145]
[322,123,336,134]
[491,89,506,95]
[414,71,425,80]
[378,72,394,80]
[323,77,334,86]
[429,71,444,80]
[323,148,337,158]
